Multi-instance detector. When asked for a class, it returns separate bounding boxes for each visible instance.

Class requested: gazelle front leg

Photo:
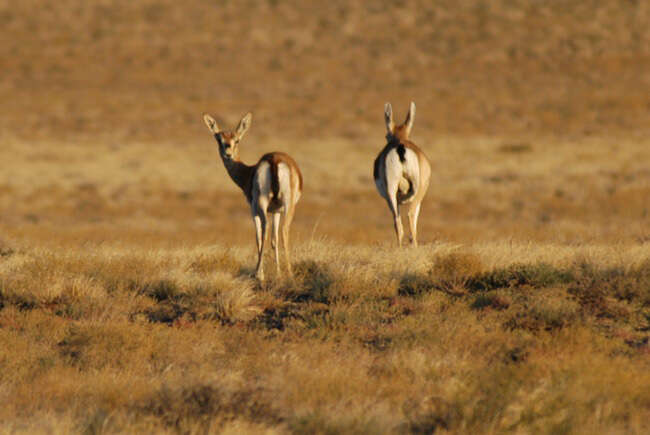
[407,201,421,247]
[272,212,281,276]
[253,210,267,281]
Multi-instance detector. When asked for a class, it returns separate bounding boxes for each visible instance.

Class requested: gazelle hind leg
[384,173,404,247]
[272,212,281,275]
[253,210,267,281]
[407,201,422,247]
[282,203,296,277]
[386,195,404,247]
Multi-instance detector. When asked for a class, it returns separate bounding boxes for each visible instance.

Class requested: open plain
[1,1,649,433]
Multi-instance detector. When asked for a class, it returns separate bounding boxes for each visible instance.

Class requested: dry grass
[1,0,650,433]
[1,241,649,433]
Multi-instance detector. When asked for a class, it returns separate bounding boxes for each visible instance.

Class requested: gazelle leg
[282,203,296,277]
[253,211,267,281]
[386,196,403,247]
[407,201,421,247]
[272,212,281,275]
[384,175,404,247]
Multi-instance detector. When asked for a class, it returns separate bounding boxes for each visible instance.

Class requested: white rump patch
[383,147,420,204]
[253,161,291,213]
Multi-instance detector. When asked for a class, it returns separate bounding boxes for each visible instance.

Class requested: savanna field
[1,1,650,433]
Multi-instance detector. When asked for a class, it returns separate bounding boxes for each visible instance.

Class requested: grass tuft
[212,280,259,324]
[142,279,179,302]
[569,260,650,316]
[398,273,433,297]
[505,296,580,332]
[139,384,281,431]
[401,396,461,434]
[467,263,573,292]
[429,251,484,294]
[470,292,511,311]
[285,260,334,304]
[0,238,15,258]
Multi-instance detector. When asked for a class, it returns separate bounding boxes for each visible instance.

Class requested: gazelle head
[203,112,252,161]
[384,101,415,142]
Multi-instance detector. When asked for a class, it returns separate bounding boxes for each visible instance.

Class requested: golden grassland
[0,239,649,433]
[1,134,647,247]
[1,0,650,433]
[1,132,649,434]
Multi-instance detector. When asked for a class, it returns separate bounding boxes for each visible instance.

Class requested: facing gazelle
[373,102,431,247]
[203,112,303,281]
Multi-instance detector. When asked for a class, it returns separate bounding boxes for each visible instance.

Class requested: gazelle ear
[404,101,415,136]
[235,112,252,140]
[203,114,219,133]
[384,103,394,134]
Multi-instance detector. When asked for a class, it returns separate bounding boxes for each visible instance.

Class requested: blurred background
[1,0,649,246]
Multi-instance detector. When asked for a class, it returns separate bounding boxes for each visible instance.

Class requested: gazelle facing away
[203,112,303,281]
[373,102,431,247]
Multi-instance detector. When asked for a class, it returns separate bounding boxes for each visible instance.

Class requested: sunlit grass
[1,241,649,433]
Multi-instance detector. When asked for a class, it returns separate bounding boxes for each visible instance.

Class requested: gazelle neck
[220,155,255,199]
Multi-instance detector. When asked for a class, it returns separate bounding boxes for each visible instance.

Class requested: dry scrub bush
[429,250,484,294]
[137,382,282,433]
[569,259,650,312]
[505,293,581,332]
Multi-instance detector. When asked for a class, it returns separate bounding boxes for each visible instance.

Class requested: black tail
[397,143,406,163]
[270,159,280,199]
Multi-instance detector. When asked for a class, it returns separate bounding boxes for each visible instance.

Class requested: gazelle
[203,112,303,281]
[373,102,431,247]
